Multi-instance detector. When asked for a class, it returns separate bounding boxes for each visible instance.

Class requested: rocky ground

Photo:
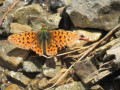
[0,0,120,90]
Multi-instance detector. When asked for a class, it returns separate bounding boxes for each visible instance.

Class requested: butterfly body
[8,30,83,57]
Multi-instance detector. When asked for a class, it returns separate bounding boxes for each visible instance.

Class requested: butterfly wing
[8,31,43,55]
[46,30,80,56]
[45,31,58,56]
[30,37,43,56]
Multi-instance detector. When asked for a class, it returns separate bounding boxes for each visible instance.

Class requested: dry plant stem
[73,43,99,58]
[0,0,21,27]
[56,48,83,57]
[52,24,120,87]
[57,45,93,57]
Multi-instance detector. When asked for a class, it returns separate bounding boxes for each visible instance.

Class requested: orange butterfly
[8,27,87,57]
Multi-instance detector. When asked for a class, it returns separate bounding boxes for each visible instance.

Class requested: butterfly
[8,27,87,57]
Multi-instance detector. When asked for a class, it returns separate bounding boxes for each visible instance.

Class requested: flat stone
[43,66,61,78]
[23,61,42,73]
[0,0,26,35]
[0,40,29,70]
[106,40,120,69]
[0,66,7,84]
[27,79,39,90]
[22,56,43,73]
[64,0,120,31]
[5,70,31,86]
[38,78,48,89]
[55,82,85,90]
[5,84,21,90]
[13,4,61,31]
[90,85,104,90]
[67,29,102,49]
[42,59,62,78]
[73,57,97,84]
[76,29,102,42]
[10,23,32,34]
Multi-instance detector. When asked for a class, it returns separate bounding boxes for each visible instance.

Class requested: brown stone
[10,23,32,34]
[5,84,21,90]
[0,40,29,70]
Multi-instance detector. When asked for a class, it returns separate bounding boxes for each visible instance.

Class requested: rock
[0,0,26,35]
[13,4,44,25]
[73,57,97,84]
[0,66,8,84]
[45,88,54,90]
[0,0,4,5]
[5,70,31,86]
[27,13,61,31]
[0,40,29,70]
[90,85,104,90]
[26,74,45,90]
[49,0,64,13]
[5,84,21,90]
[45,68,74,87]
[10,23,32,34]
[55,82,85,90]
[38,78,48,89]
[64,0,120,31]
[13,4,61,31]
[67,29,102,49]
[22,56,44,73]
[43,66,61,78]
[115,29,120,37]
[74,37,120,85]
[23,60,42,73]
[42,59,62,78]
[27,79,39,90]
[76,29,102,42]
[106,40,120,69]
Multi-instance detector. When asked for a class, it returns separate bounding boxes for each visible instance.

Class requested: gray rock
[10,23,32,34]
[5,84,21,90]
[106,40,120,69]
[0,0,26,35]
[13,4,61,31]
[22,56,44,73]
[115,29,120,37]
[64,0,120,31]
[0,40,29,70]
[90,85,104,90]
[38,78,48,89]
[26,79,39,90]
[23,61,42,73]
[0,66,7,84]
[55,82,85,90]
[42,59,62,78]
[5,70,31,86]
[43,66,61,78]
[73,57,97,84]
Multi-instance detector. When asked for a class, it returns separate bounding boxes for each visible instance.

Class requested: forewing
[30,38,43,56]
[45,31,58,56]
[46,30,80,56]
[8,31,43,55]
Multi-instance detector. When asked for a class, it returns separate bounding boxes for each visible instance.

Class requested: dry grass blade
[56,48,85,57]
[57,44,94,57]
[51,24,120,87]
[65,44,95,58]
[0,0,21,27]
